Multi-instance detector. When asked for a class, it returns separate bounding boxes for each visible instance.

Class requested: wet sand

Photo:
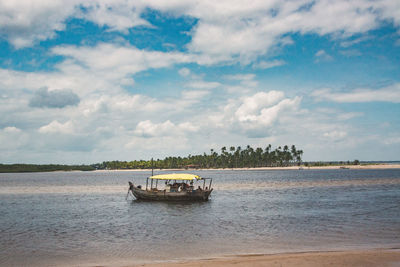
[133,249,400,267]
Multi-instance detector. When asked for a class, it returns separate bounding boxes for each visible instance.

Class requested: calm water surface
[1,169,399,266]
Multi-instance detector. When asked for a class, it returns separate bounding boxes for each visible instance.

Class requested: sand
[96,164,400,172]
[131,249,400,267]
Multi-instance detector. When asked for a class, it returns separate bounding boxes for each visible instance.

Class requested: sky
[0,0,400,164]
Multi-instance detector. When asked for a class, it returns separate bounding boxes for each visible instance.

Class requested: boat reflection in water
[128,173,213,201]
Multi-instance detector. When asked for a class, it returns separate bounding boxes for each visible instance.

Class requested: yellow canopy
[149,173,201,180]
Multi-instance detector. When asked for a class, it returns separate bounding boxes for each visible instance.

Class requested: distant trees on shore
[0,164,95,173]
[93,144,304,170]
[0,147,367,173]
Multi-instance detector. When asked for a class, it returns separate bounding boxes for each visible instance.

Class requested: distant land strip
[0,144,397,173]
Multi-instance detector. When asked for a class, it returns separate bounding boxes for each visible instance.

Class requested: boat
[128,173,213,201]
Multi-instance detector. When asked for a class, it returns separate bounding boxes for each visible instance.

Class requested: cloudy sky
[1,0,399,164]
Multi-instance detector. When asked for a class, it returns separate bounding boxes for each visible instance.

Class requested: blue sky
[0,0,399,164]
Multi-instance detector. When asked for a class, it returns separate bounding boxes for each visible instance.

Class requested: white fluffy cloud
[78,0,149,32]
[151,0,399,64]
[52,43,193,84]
[0,0,147,48]
[1,0,399,64]
[133,120,198,138]
[39,120,75,134]
[209,91,301,138]
[0,0,76,48]
[235,91,285,122]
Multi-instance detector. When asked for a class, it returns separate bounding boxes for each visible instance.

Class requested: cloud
[224,74,256,81]
[208,90,301,138]
[323,130,347,141]
[2,126,21,133]
[314,50,333,62]
[0,0,76,48]
[185,80,221,89]
[312,83,400,103]
[178,68,191,77]
[52,43,192,75]
[159,0,397,64]
[253,59,286,69]
[181,90,210,100]
[235,91,285,122]
[39,120,74,134]
[223,74,258,91]
[0,1,148,48]
[382,136,400,145]
[1,0,399,68]
[133,120,198,138]
[340,35,373,47]
[78,1,149,33]
[337,112,364,120]
[29,87,80,108]
[0,126,27,150]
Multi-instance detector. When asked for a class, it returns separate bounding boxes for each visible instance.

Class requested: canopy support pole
[151,157,154,176]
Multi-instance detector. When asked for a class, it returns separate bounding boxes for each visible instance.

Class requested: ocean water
[0,169,399,266]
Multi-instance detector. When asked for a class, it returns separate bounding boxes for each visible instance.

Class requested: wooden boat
[128,173,213,201]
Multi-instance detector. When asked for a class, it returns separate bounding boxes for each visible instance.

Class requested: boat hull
[131,187,212,201]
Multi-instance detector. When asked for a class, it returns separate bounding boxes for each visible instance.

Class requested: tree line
[0,164,95,173]
[93,144,304,170]
[0,144,305,172]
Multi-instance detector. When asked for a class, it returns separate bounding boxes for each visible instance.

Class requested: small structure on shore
[185,164,200,170]
[128,173,213,201]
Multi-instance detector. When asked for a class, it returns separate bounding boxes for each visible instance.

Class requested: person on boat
[197,186,202,191]
[189,181,194,190]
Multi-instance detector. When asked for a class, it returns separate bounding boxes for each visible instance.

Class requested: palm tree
[235,146,241,168]
[229,146,235,168]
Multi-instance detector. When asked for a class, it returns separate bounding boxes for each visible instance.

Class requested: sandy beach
[133,249,400,267]
[96,164,400,172]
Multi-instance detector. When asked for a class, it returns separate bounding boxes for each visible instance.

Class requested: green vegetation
[1,144,304,172]
[0,164,95,173]
[94,144,304,170]
[1,148,371,173]
[303,159,360,167]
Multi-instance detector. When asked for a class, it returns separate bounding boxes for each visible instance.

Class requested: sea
[0,169,399,266]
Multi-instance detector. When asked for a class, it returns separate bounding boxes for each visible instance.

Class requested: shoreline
[131,249,400,267]
[2,164,399,174]
[95,163,400,172]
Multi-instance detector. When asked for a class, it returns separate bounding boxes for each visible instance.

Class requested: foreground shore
[132,249,400,267]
